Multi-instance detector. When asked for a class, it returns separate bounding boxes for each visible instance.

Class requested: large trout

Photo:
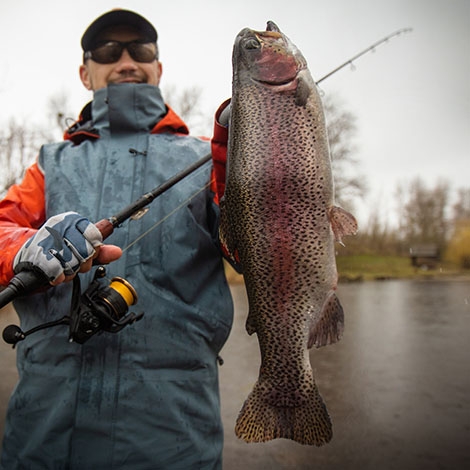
[220,22,358,446]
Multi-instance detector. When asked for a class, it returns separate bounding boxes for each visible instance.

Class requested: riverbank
[224,256,470,284]
[336,254,470,282]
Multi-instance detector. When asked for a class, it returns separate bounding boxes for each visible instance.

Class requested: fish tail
[235,381,332,446]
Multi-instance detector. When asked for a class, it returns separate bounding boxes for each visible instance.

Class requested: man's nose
[115,49,138,70]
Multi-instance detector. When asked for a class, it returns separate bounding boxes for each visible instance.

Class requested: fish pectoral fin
[308,292,345,348]
[295,73,312,107]
[328,206,358,245]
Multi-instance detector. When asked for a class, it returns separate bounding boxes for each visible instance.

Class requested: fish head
[233,21,307,91]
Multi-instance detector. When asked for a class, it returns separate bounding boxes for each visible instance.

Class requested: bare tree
[0,119,43,194]
[323,95,367,211]
[445,187,470,268]
[396,177,450,250]
[452,188,470,222]
[46,91,75,139]
[0,93,76,195]
[162,84,212,136]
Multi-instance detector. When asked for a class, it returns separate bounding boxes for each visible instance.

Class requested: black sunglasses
[84,40,158,64]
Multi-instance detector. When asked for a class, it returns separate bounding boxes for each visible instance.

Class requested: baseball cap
[81,9,158,51]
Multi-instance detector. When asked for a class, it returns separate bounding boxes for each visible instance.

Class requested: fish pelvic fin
[308,291,345,348]
[329,206,358,245]
[235,380,332,446]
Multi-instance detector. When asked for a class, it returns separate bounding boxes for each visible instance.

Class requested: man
[0,9,233,469]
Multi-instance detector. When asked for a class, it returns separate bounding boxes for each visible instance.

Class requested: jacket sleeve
[211,99,230,205]
[0,162,46,285]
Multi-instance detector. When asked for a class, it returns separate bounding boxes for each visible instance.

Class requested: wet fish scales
[221,22,357,446]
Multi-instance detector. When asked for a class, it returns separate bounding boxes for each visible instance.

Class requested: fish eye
[243,38,261,50]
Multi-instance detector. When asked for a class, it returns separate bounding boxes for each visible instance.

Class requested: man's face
[79,26,162,91]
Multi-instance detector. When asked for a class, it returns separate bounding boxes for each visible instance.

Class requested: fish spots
[222,22,355,447]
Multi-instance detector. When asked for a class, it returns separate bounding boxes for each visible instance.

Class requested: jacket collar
[64,84,189,144]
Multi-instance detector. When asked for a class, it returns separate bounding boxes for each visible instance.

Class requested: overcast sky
[1,0,468,226]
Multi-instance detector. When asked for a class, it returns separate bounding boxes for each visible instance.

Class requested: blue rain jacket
[1,84,234,469]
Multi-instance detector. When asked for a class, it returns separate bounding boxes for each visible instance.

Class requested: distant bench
[409,244,439,268]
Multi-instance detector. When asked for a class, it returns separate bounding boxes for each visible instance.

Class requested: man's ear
[79,64,92,90]
[157,61,163,85]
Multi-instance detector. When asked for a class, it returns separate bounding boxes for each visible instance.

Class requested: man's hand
[13,212,122,285]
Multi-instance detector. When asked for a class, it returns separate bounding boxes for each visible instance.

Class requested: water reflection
[220,279,470,470]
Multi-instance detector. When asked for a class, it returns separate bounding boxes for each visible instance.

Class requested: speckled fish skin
[220,22,358,446]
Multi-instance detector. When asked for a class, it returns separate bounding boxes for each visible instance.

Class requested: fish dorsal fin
[308,291,345,348]
[328,206,358,245]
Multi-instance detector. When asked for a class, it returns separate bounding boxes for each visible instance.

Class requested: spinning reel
[2,266,143,347]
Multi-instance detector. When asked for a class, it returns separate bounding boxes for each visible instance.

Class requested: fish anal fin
[329,206,358,245]
[308,292,345,348]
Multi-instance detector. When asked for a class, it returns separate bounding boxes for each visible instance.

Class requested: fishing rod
[0,152,212,311]
[0,28,412,310]
[315,27,413,84]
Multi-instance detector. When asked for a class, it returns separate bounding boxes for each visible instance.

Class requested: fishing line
[316,28,413,84]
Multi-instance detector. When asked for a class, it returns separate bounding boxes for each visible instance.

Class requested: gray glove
[13,212,103,283]
[218,102,231,127]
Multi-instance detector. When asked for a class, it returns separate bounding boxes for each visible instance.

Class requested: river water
[1,279,469,469]
[220,279,470,470]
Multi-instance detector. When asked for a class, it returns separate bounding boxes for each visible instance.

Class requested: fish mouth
[252,77,298,90]
[236,21,305,89]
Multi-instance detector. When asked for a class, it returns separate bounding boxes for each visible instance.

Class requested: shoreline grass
[225,256,470,285]
[336,254,469,282]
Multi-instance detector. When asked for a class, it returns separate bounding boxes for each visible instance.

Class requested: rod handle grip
[95,219,114,240]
